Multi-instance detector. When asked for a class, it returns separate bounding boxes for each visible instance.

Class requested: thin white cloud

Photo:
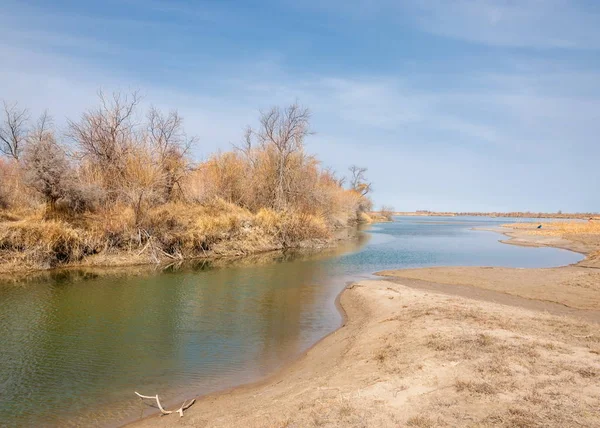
[407,0,600,49]
[299,0,600,50]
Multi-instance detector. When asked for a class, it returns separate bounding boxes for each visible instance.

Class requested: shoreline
[477,225,599,269]
[395,212,600,220]
[128,223,600,427]
[478,225,585,256]
[0,224,372,282]
[123,280,354,428]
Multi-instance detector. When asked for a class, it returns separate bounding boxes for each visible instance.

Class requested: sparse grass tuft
[406,415,435,427]
[454,379,497,395]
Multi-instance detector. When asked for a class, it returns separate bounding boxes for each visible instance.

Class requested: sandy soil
[377,266,600,312]
[130,227,600,428]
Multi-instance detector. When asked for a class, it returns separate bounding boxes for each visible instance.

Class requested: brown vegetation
[0,92,372,274]
[504,220,600,237]
[502,221,600,265]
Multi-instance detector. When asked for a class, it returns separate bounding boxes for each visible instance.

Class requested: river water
[0,217,583,426]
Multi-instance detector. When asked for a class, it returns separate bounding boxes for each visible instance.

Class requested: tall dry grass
[503,221,600,262]
[503,221,600,237]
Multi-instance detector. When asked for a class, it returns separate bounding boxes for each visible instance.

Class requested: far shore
[395,211,600,220]
[130,220,600,427]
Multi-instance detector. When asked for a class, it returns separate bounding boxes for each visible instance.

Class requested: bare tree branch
[68,90,141,167]
[0,101,30,160]
[146,106,196,200]
[135,392,196,417]
[28,110,54,146]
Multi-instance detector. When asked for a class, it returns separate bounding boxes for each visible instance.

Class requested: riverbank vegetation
[502,221,600,265]
[0,93,373,273]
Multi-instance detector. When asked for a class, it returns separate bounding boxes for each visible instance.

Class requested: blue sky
[1,0,599,212]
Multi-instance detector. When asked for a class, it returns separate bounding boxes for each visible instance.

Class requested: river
[0,216,583,426]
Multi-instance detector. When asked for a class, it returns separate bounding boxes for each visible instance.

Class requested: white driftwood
[135,391,196,417]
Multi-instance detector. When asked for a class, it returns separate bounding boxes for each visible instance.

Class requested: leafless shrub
[380,205,395,221]
[22,128,71,213]
[60,182,106,214]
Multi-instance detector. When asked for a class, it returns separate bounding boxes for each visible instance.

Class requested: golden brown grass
[504,221,600,236]
[502,221,600,264]
[0,198,338,274]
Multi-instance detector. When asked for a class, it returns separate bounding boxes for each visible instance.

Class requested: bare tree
[247,103,312,210]
[349,165,372,196]
[146,106,196,200]
[68,90,141,187]
[0,101,30,160]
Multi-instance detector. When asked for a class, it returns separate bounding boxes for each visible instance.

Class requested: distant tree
[349,165,372,196]
[0,101,29,160]
[380,205,395,221]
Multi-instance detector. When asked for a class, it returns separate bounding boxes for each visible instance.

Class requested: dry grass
[0,199,338,274]
[0,218,102,270]
[503,221,600,264]
[504,221,600,237]
[406,415,435,427]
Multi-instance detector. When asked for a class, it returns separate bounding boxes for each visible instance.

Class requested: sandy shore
[131,227,600,428]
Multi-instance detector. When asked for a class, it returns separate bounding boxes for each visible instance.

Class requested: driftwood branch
[135,391,196,417]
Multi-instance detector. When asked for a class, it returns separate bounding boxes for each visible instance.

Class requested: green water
[0,217,582,426]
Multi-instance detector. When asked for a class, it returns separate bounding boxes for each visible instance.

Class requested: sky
[1,0,599,212]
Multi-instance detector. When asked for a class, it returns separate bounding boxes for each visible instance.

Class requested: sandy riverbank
[131,226,600,428]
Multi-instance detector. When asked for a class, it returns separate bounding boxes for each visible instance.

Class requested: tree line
[1,91,373,229]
